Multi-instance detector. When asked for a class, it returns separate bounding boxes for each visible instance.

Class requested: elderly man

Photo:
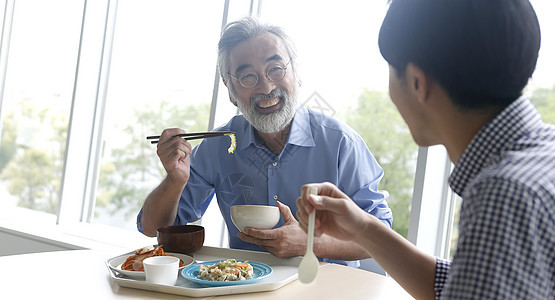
[138,16,392,267]
[297,0,555,298]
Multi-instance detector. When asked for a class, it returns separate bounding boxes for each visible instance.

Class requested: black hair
[378,0,541,110]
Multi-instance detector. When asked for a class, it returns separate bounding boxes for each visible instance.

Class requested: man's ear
[405,63,431,104]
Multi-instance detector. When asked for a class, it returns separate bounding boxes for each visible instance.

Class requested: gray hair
[217,16,298,98]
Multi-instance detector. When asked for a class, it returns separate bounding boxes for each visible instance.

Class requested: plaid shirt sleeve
[434,257,450,299]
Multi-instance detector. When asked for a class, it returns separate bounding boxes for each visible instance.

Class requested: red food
[120,246,184,271]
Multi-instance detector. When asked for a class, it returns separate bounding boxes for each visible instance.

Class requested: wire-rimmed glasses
[229,60,290,88]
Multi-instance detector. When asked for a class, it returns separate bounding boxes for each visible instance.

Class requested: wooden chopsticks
[146,131,233,144]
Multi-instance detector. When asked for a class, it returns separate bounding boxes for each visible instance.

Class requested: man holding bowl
[137,16,392,267]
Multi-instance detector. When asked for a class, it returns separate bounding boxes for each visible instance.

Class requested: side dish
[121,246,184,271]
[197,259,253,281]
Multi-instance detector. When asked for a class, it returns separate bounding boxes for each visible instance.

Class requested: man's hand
[140,128,192,237]
[296,182,375,242]
[238,201,307,258]
[156,128,192,186]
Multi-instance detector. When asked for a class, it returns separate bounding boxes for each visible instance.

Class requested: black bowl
[157,225,205,256]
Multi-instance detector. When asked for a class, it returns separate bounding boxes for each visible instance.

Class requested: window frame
[408,146,456,259]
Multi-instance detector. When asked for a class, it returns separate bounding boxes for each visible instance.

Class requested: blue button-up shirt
[138,106,392,267]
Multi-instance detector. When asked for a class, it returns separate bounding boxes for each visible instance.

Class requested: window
[92,0,223,230]
[90,0,256,247]
[0,0,83,222]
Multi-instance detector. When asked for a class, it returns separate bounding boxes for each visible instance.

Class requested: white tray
[106,246,302,297]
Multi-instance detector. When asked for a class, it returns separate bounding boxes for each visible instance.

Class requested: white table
[0,249,414,299]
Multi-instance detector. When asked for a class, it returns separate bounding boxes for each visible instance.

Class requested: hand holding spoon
[298,187,319,284]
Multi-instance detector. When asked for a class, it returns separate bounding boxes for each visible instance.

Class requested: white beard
[236,88,297,133]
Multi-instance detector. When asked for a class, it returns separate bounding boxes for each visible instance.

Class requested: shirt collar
[449,97,543,195]
[236,117,256,151]
[288,105,316,147]
[236,105,315,151]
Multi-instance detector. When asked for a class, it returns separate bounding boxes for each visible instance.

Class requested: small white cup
[143,256,180,285]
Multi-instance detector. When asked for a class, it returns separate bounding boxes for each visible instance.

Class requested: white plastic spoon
[298,187,319,284]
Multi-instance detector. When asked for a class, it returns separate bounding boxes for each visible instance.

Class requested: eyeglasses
[229,60,290,88]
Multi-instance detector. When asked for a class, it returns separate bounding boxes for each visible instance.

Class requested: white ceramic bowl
[230,205,280,233]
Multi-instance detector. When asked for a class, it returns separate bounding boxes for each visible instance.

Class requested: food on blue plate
[197,259,253,281]
[121,246,184,271]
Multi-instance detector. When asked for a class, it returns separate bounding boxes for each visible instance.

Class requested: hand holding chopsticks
[146,131,234,144]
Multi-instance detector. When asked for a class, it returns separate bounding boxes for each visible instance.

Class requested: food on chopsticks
[226,132,236,154]
[120,246,184,271]
[197,259,253,281]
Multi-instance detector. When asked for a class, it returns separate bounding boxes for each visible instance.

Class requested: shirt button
[272,162,277,166]
[273,194,278,200]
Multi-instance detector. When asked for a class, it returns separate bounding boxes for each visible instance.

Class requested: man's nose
[256,75,277,95]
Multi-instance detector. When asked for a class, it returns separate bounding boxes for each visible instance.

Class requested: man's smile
[257,97,280,108]
[255,97,282,113]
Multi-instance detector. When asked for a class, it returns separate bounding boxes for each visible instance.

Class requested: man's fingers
[242,227,277,240]
[238,231,259,244]
[156,136,193,169]
[308,194,349,215]
[297,213,307,231]
[277,201,296,224]
[159,128,186,142]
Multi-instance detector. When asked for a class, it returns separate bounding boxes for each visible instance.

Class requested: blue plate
[181,260,272,287]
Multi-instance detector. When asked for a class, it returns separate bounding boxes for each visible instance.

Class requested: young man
[297,0,554,298]
[137,17,392,267]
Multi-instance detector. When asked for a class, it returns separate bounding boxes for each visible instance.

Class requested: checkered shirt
[434,97,555,299]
